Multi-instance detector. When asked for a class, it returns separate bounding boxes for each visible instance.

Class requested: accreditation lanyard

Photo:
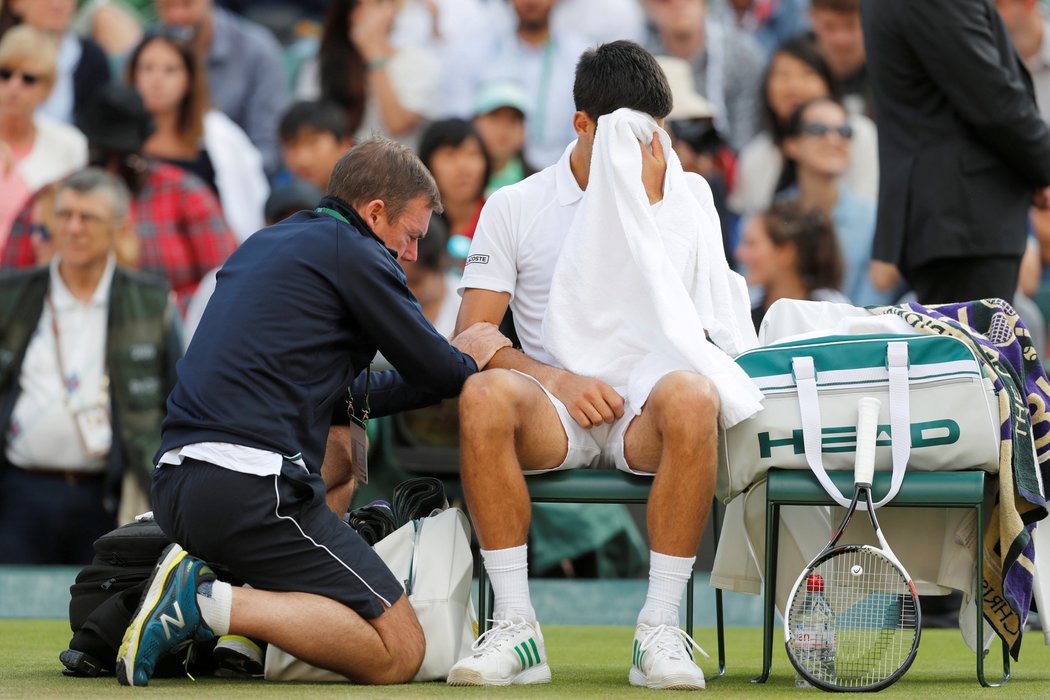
[47,295,109,410]
[48,294,112,459]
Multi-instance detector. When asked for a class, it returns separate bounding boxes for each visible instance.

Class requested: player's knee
[460,369,525,425]
[652,372,720,425]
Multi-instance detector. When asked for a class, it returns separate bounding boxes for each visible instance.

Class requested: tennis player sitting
[448,41,762,690]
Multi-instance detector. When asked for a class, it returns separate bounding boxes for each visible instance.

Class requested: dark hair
[760,200,843,293]
[318,0,366,135]
[418,119,493,203]
[415,214,450,272]
[126,33,209,150]
[573,40,673,120]
[328,137,443,221]
[784,96,848,139]
[762,36,840,144]
[279,100,352,142]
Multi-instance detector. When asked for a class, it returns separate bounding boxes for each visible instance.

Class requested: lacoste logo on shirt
[465,254,489,265]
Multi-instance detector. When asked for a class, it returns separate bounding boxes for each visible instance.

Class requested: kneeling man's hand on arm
[451,322,512,370]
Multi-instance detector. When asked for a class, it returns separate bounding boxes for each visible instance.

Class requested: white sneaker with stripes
[629,623,707,690]
[447,616,551,686]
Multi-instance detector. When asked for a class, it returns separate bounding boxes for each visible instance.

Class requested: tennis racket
[784,396,921,692]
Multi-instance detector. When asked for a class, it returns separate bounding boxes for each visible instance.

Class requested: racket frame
[783,398,922,691]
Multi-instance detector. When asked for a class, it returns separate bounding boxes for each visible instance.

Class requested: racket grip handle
[855,397,881,486]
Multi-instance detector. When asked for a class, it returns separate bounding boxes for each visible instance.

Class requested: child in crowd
[278,99,354,191]
[472,80,536,197]
[418,118,491,258]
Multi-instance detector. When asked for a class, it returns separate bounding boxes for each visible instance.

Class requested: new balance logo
[159,602,186,640]
[513,638,541,669]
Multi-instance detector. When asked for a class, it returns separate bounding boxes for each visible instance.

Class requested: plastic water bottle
[794,573,836,688]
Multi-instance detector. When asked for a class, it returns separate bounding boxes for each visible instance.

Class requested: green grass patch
[2,621,1049,697]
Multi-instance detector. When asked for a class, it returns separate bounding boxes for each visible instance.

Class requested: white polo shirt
[459,141,719,367]
[6,255,114,471]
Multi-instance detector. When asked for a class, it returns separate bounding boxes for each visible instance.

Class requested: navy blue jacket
[158,196,477,472]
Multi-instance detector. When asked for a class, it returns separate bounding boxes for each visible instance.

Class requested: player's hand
[640,131,667,205]
[549,370,625,429]
[451,322,511,370]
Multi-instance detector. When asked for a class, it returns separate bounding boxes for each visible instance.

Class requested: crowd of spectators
[5,0,1050,560]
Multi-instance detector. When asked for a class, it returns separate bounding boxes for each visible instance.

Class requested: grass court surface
[3,621,1050,698]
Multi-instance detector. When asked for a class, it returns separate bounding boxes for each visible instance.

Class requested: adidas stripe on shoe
[629,623,707,690]
[447,616,551,686]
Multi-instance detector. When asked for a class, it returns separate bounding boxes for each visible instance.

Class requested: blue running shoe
[116,543,217,686]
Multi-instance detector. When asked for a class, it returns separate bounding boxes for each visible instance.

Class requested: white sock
[638,551,695,628]
[481,544,535,623]
[196,580,232,636]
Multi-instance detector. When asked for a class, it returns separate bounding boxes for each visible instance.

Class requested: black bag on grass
[61,519,183,677]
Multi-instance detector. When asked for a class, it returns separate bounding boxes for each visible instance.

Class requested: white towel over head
[541,108,763,428]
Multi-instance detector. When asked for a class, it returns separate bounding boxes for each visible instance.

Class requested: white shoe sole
[447,662,552,686]
[629,666,706,690]
[116,543,187,686]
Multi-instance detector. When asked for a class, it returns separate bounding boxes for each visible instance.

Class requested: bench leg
[687,569,694,639]
[712,587,727,680]
[708,499,727,680]
[477,561,491,633]
[752,501,779,683]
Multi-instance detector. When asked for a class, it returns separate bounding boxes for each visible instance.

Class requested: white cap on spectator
[656,55,714,121]
[473,80,530,118]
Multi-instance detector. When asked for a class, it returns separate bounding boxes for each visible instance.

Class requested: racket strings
[789,548,918,690]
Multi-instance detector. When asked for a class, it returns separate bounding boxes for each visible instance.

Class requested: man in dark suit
[863,0,1050,304]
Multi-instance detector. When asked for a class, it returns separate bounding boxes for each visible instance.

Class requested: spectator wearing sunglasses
[0,25,87,247]
[778,97,898,306]
[729,36,878,220]
[6,0,111,127]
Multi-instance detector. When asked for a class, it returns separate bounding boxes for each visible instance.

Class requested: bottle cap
[806,572,825,593]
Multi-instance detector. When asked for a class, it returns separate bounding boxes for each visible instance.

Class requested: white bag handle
[791,341,911,509]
